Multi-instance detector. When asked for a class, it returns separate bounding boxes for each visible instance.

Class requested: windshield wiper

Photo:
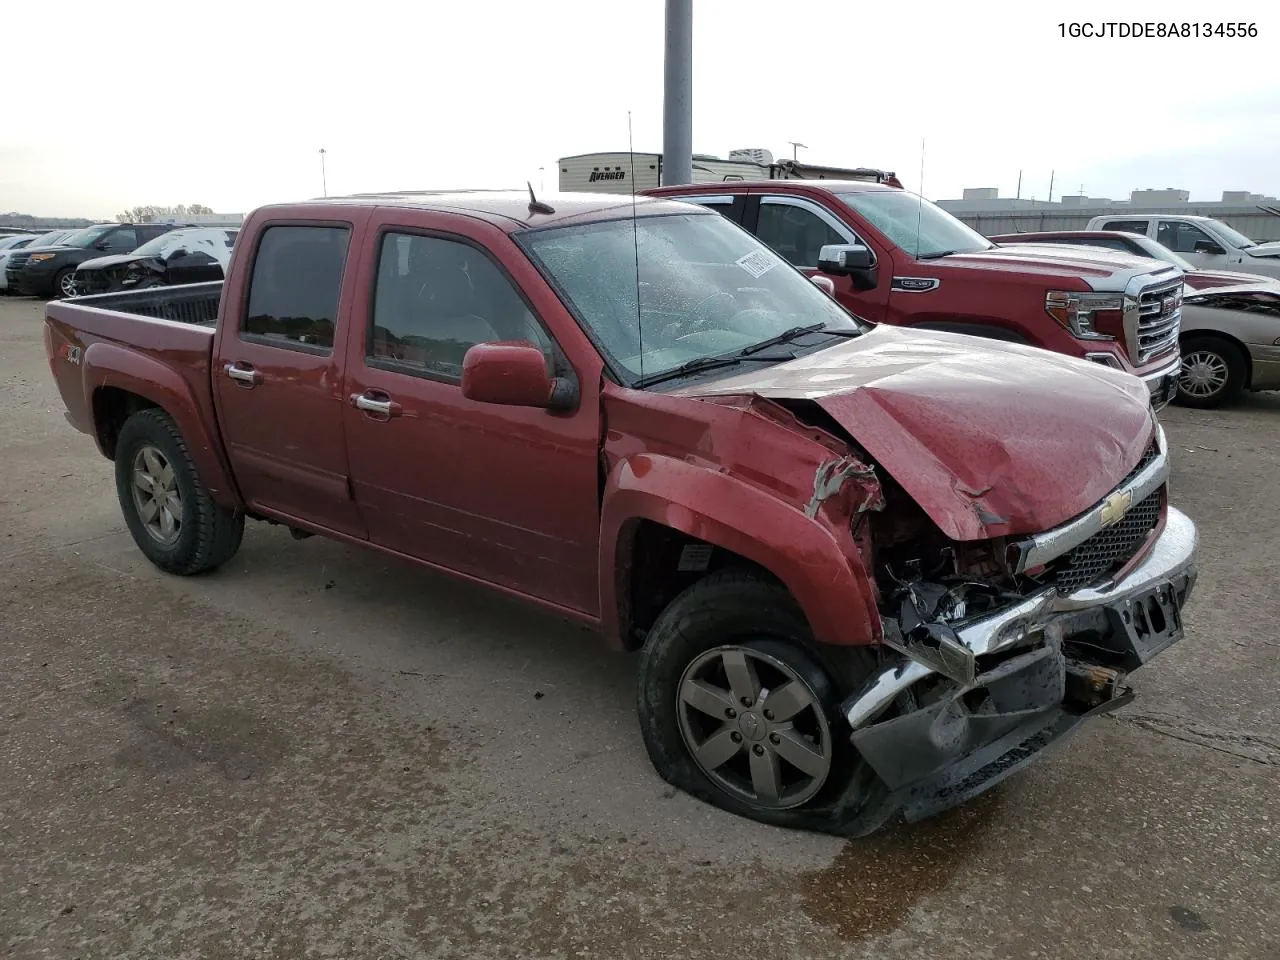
[739,323,825,355]
[916,249,957,260]
[633,351,796,389]
[739,322,862,356]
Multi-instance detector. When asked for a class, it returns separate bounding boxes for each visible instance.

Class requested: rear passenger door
[212,218,370,538]
[341,212,602,615]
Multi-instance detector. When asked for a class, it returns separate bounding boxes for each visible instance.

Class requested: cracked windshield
[522,212,862,381]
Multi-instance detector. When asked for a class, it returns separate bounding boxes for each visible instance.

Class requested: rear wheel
[637,569,892,835]
[114,409,244,575]
[1176,336,1247,408]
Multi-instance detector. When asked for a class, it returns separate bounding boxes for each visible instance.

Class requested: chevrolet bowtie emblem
[1099,490,1133,528]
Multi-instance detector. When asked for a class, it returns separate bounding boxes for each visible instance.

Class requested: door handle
[225,362,262,386]
[350,391,403,419]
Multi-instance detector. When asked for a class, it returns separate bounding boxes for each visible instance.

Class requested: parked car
[0,229,75,294]
[986,231,1280,407]
[1084,214,1280,281]
[73,227,239,295]
[43,190,1198,836]
[1174,283,1280,407]
[6,222,182,299]
[643,181,1184,408]
[986,229,1276,292]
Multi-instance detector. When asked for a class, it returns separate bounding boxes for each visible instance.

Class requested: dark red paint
[43,191,1158,652]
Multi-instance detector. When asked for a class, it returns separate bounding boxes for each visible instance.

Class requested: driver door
[1156,220,1231,270]
[341,212,602,615]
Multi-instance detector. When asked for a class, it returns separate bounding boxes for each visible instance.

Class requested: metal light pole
[319,148,328,198]
[662,0,693,186]
[789,141,807,161]
[539,166,545,193]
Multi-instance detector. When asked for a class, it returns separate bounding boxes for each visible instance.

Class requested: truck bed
[67,281,224,326]
[44,282,224,454]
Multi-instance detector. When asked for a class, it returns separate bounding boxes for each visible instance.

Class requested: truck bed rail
[69,282,223,326]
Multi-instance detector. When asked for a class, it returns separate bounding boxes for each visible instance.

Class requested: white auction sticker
[735,250,777,279]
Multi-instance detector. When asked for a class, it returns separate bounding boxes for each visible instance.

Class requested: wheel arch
[82,341,243,509]
[599,454,882,653]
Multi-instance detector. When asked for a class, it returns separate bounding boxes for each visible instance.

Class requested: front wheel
[636,569,891,835]
[1176,336,1247,409]
[114,408,244,575]
[51,267,77,300]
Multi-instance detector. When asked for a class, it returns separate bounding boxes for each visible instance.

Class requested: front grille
[75,272,113,295]
[1053,489,1162,594]
[1133,277,1182,363]
[7,252,31,271]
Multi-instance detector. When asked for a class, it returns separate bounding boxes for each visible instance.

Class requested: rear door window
[243,225,351,353]
[1101,219,1148,235]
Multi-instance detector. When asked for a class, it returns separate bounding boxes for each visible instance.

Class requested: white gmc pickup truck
[1086,213,1280,281]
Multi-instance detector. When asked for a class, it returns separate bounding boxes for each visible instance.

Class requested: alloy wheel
[1179,349,1229,399]
[676,645,832,810]
[130,445,183,545]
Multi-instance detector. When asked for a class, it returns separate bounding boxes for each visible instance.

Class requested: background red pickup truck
[44,191,1197,836]
[644,181,1184,406]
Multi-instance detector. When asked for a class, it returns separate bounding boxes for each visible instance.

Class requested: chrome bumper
[1140,354,1182,410]
[843,506,1198,738]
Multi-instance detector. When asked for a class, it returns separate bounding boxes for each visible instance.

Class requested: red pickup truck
[643,181,1185,407]
[44,190,1198,836]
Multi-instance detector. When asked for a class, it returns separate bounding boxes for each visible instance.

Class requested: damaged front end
[846,423,1199,825]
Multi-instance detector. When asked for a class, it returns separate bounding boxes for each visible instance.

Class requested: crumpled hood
[77,253,141,272]
[1184,269,1280,291]
[673,326,1155,541]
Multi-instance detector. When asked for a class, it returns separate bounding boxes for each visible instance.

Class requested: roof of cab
[645,179,903,196]
[268,190,704,231]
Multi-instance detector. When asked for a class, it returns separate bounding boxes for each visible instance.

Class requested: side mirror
[1193,240,1225,255]
[817,243,877,291]
[461,341,578,411]
[810,275,836,297]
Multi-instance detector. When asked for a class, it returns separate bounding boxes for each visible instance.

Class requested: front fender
[81,341,241,508]
[599,453,882,650]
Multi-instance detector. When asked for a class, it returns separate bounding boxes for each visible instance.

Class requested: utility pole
[661,0,693,186]
[319,148,328,198]
[1048,169,1055,204]
[788,141,807,161]
[1016,170,1022,199]
[539,166,546,193]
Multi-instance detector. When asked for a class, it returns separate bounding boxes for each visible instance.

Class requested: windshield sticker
[735,249,777,279]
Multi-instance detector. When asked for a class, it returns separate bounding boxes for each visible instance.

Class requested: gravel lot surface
[2,296,1277,958]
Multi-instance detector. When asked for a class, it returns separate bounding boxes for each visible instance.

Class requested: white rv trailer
[558,148,899,195]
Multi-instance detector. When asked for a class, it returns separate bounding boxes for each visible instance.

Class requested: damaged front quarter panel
[804,456,886,520]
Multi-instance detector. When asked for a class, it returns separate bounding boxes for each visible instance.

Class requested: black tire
[50,267,77,300]
[1175,335,1248,409]
[114,408,244,575]
[637,569,893,836]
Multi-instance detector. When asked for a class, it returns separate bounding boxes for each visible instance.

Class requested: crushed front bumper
[841,507,1198,825]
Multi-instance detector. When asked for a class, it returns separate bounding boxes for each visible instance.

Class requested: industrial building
[939,186,1280,241]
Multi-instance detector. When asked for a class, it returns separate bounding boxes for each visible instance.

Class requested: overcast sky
[2,0,1276,218]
